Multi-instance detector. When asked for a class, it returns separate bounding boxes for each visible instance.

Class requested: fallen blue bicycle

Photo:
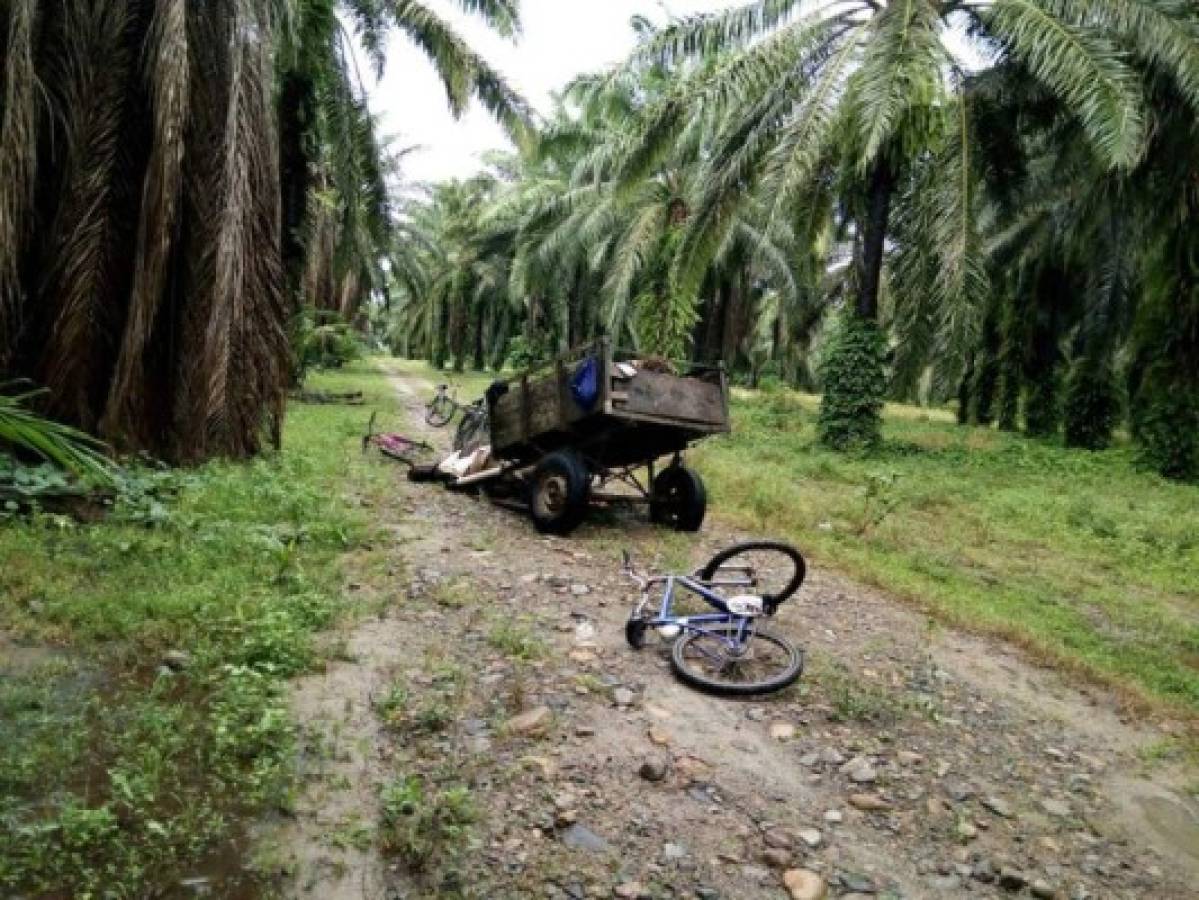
[623,541,806,695]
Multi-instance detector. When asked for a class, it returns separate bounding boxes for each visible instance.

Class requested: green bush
[504,334,553,372]
[292,312,363,383]
[817,316,887,450]
[1024,372,1060,438]
[1134,381,1198,480]
[1063,362,1121,451]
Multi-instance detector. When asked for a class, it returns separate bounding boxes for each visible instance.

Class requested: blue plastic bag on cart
[570,356,600,411]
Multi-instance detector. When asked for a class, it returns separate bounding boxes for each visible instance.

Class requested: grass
[389,358,1199,719]
[0,362,398,895]
[695,385,1199,718]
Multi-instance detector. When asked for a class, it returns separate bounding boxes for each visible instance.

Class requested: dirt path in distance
[276,363,1199,900]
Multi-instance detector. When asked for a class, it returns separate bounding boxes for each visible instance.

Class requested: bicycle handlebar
[621,549,671,591]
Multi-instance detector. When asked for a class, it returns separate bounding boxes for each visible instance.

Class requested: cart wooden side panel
[608,370,726,429]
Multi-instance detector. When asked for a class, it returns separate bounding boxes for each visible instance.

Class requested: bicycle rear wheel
[425,394,454,427]
[670,624,803,696]
[698,541,806,612]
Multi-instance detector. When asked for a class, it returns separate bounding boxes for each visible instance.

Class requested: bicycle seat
[726,595,766,617]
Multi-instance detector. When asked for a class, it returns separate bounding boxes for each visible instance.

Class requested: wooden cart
[475,339,730,535]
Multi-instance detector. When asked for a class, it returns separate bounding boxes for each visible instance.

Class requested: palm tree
[281,1,532,320]
[0,0,530,462]
[625,0,1199,447]
[496,54,813,364]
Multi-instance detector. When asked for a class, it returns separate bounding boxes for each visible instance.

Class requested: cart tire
[650,466,707,532]
[530,452,591,535]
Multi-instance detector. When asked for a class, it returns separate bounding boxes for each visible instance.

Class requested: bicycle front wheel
[699,541,806,611]
[670,624,803,696]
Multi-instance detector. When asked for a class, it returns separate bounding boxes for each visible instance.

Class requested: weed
[412,700,455,735]
[329,817,375,851]
[379,775,476,872]
[853,470,902,536]
[817,660,911,724]
[504,664,529,712]
[376,661,464,736]
[375,681,409,726]
[434,578,475,610]
[573,673,607,695]
[1137,738,1186,769]
[487,621,547,661]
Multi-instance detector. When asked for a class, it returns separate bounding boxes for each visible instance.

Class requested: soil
[275,365,1199,900]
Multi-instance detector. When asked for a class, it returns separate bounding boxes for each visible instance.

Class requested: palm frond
[390,0,534,147]
[604,203,669,332]
[847,0,945,169]
[632,0,808,67]
[1045,0,1199,113]
[981,0,1146,168]
[0,385,114,483]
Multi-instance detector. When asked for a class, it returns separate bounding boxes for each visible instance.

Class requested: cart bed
[488,341,729,470]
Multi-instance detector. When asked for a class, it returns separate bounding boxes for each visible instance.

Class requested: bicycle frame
[633,573,761,652]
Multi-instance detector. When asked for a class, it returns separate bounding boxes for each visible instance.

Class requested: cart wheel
[650,466,707,532]
[530,451,591,535]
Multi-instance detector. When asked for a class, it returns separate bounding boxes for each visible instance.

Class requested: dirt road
[278,365,1199,900]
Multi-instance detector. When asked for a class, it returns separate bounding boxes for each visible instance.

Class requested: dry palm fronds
[36,0,136,429]
[101,0,189,448]
[0,0,39,366]
[177,0,288,460]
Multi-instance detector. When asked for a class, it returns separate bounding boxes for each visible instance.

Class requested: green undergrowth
[0,363,398,895]
[695,386,1199,718]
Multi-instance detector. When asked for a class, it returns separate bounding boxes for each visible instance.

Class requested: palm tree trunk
[818,157,893,450]
[721,276,741,366]
[856,156,894,320]
[525,294,540,342]
[704,281,726,363]
[473,305,485,370]
[691,276,715,363]
[278,72,313,300]
[557,297,569,354]
[568,267,581,348]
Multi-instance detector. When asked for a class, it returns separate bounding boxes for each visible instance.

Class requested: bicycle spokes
[675,626,800,689]
[700,543,806,608]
